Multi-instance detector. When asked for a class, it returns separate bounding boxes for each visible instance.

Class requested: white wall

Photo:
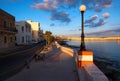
[15,21,32,45]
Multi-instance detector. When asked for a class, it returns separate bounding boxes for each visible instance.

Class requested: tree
[44,31,54,45]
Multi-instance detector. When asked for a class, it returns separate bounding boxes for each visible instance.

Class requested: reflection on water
[66,40,120,62]
[117,40,120,44]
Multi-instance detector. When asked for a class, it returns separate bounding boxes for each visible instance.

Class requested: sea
[66,40,120,63]
[66,40,120,80]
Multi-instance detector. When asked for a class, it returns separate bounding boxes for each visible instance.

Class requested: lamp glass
[79,5,86,11]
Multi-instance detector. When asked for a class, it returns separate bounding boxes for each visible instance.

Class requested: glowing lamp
[79,5,86,12]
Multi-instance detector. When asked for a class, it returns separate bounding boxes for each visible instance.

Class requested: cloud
[31,0,79,24]
[43,0,79,8]
[82,1,111,28]
[109,28,120,33]
[85,15,98,24]
[50,23,55,26]
[85,18,106,27]
[31,3,57,11]
[85,14,108,27]
[86,28,120,37]
[102,0,112,8]
[103,12,110,18]
[64,0,79,8]
[92,19,106,27]
[70,28,120,37]
[81,0,112,12]
[50,12,71,23]
[31,0,79,11]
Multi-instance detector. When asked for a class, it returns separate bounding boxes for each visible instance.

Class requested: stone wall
[55,41,109,81]
[0,9,16,48]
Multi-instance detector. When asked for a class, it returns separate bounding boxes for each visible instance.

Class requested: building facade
[15,21,32,45]
[38,29,44,42]
[27,20,43,42]
[0,9,16,48]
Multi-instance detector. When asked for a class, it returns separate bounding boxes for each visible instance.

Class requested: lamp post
[77,5,94,67]
[79,5,86,51]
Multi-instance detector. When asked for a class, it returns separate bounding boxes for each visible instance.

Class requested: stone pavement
[6,43,79,81]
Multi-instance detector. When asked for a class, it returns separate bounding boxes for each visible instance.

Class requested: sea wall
[55,41,109,81]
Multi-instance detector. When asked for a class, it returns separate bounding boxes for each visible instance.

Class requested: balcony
[0,27,17,33]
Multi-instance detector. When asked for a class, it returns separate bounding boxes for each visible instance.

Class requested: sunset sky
[0,0,120,37]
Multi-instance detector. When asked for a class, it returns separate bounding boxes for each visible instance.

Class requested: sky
[0,0,120,37]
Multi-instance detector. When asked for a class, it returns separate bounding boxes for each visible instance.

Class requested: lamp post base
[77,50,93,68]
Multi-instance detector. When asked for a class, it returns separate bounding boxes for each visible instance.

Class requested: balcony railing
[0,27,17,32]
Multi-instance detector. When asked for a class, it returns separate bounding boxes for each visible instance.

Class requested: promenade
[6,43,78,81]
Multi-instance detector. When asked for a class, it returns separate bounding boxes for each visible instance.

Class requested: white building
[15,21,32,45]
[27,20,43,42]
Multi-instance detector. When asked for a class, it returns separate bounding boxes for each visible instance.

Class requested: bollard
[77,51,93,68]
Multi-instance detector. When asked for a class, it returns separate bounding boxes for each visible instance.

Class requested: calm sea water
[66,40,120,62]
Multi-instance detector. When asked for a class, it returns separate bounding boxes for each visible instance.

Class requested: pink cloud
[103,12,110,18]
[31,3,57,11]
[31,0,79,11]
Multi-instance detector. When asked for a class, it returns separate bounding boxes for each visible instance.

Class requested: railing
[0,27,17,32]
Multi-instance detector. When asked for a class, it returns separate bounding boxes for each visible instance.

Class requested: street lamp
[78,5,93,68]
[79,5,86,51]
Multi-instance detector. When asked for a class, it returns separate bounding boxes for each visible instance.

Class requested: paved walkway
[6,43,78,81]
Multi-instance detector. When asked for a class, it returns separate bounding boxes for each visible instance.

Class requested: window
[21,26,24,32]
[10,23,12,27]
[26,35,27,42]
[15,36,16,41]
[4,36,7,43]
[26,27,27,32]
[10,23,12,30]
[10,37,12,42]
[29,27,31,32]
[4,21,7,28]
[22,36,24,43]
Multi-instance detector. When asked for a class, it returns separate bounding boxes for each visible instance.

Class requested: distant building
[15,21,32,45]
[0,9,16,48]
[27,20,43,42]
[38,28,44,41]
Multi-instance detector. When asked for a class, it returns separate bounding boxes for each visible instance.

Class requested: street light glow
[79,5,86,11]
